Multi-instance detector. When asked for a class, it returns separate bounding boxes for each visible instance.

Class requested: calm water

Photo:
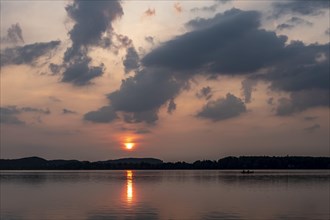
[1,170,329,220]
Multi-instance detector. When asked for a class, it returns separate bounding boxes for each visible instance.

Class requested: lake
[1,170,329,220]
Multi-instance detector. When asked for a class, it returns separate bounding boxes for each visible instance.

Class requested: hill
[0,156,329,170]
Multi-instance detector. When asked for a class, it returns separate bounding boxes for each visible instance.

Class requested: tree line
[1,156,329,170]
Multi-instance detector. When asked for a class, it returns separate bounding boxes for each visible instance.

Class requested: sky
[0,0,329,162]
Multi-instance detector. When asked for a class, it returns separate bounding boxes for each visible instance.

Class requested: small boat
[241,170,254,174]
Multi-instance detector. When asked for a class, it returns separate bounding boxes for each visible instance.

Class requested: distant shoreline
[1,156,329,170]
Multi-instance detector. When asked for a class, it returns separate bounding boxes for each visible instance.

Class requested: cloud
[241,79,257,103]
[325,28,330,35]
[86,65,187,124]
[135,128,151,134]
[114,33,133,49]
[288,17,313,26]
[123,109,159,124]
[260,41,329,115]
[191,0,231,13]
[20,107,50,114]
[197,93,247,121]
[0,106,50,125]
[1,41,60,67]
[271,0,329,18]
[49,63,62,75]
[145,36,155,45]
[275,90,329,116]
[108,68,185,113]
[276,23,295,31]
[84,106,118,123]
[123,46,139,74]
[167,99,176,114]
[106,68,186,124]
[267,97,274,106]
[174,3,182,13]
[61,56,104,86]
[196,86,213,100]
[144,8,156,17]
[64,0,123,60]
[1,23,24,44]
[49,96,61,102]
[59,0,123,85]
[277,17,313,30]
[304,116,318,121]
[62,108,77,114]
[0,106,24,125]
[264,41,329,106]
[143,9,287,75]
[86,8,329,124]
[304,124,321,133]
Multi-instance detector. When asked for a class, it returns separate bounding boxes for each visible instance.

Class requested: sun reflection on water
[126,170,133,203]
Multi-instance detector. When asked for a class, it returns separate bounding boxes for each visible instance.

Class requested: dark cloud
[304,123,321,133]
[1,23,24,44]
[62,108,77,114]
[64,0,123,60]
[49,63,62,75]
[20,107,50,114]
[190,0,231,13]
[276,90,329,116]
[135,128,151,134]
[144,8,156,17]
[167,99,176,114]
[196,86,213,100]
[271,0,329,18]
[325,28,330,35]
[266,42,329,93]
[145,36,155,45]
[1,41,60,67]
[86,66,187,124]
[60,0,123,85]
[191,4,218,13]
[84,106,118,123]
[86,8,329,124]
[304,116,318,121]
[288,17,313,26]
[267,97,274,106]
[123,47,139,74]
[108,68,185,113]
[241,79,257,103]
[123,109,159,124]
[107,33,134,55]
[276,23,295,31]
[61,55,104,86]
[0,106,24,125]
[277,17,313,30]
[197,93,247,121]
[143,9,287,75]
[114,33,133,49]
[142,8,329,115]
[0,106,50,125]
[261,40,328,114]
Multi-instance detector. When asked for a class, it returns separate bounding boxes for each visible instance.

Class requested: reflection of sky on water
[1,170,329,220]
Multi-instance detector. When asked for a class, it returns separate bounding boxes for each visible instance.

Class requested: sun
[124,143,134,150]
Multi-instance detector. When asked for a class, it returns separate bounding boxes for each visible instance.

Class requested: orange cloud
[174,3,182,13]
[144,8,156,17]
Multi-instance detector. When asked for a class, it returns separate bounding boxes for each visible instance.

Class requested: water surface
[1,170,329,220]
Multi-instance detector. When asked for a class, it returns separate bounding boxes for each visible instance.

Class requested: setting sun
[124,143,134,150]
